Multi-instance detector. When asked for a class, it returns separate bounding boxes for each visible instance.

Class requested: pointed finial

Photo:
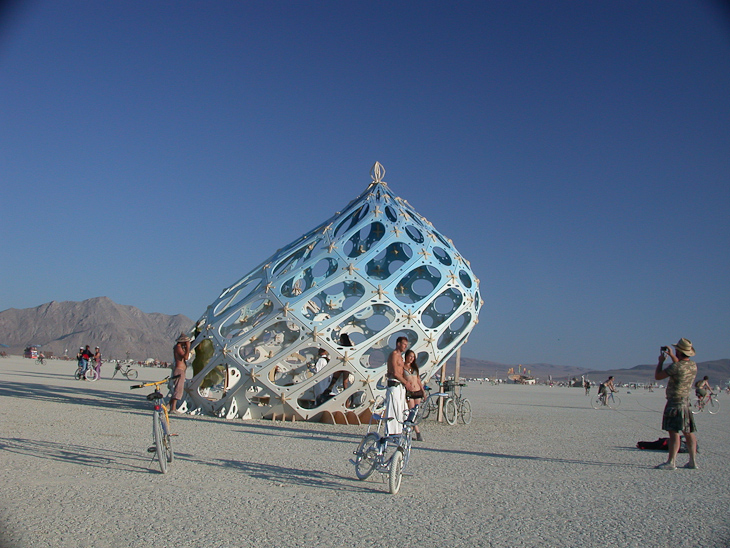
[370,161,385,183]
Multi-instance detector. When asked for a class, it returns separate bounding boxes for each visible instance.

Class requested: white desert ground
[0,356,728,548]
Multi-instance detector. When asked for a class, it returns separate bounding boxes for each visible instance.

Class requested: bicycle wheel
[420,400,432,421]
[161,415,174,463]
[74,369,82,380]
[691,400,702,415]
[84,368,98,382]
[591,396,602,410]
[459,398,473,425]
[388,448,404,495]
[152,411,167,474]
[708,397,720,415]
[444,398,457,425]
[608,395,621,409]
[125,369,138,380]
[354,432,379,480]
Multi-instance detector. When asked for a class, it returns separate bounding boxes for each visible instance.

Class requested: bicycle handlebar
[130,374,180,390]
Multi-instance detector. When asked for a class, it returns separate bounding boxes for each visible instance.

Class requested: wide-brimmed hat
[176,332,191,343]
[672,337,695,357]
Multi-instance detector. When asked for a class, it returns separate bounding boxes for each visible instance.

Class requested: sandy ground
[0,356,728,548]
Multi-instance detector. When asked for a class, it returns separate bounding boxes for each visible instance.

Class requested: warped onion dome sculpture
[184,162,482,422]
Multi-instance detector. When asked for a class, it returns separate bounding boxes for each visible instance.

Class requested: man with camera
[654,338,698,470]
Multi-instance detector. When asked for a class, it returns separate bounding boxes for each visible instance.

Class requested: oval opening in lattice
[366,242,413,280]
[405,225,424,244]
[394,265,442,304]
[420,288,463,329]
[280,258,339,299]
[437,312,472,350]
[343,221,386,258]
[271,346,320,387]
[213,277,263,318]
[334,304,396,347]
[433,247,452,266]
[385,206,398,223]
[219,298,274,340]
[272,245,310,277]
[238,320,302,364]
[459,270,473,288]
[334,203,370,238]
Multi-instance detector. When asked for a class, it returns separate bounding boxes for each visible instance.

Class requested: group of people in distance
[76,344,102,378]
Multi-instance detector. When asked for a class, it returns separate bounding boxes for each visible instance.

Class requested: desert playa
[0,356,728,548]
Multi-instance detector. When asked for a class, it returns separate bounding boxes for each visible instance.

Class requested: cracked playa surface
[0,356,728,548]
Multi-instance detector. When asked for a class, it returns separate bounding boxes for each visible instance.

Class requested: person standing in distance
[170,333,192,414]
[654,338,698,470]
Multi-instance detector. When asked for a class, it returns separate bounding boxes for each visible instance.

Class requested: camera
[661,346,669,352]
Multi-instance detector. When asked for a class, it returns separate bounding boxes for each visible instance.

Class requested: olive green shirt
[664,359,697,404]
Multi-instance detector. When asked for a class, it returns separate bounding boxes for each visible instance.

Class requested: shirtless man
[384,336,418,436]
[598,376,617,406]
[170,333,192,413]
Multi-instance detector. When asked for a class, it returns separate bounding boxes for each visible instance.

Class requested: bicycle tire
[420,400,431,421]
[444,398,457,425]
[74,369,82,380]
[388,448,404,495]
[153,411,167,474]
[161,415,174,463]
[125,369,138,380]
[608,395,621,409]
[84,369,98,382]
[591,397,602,410]
[459,398,472,425]
[354,432,379,480]
[708,397,720,415]
[691,400,702,415]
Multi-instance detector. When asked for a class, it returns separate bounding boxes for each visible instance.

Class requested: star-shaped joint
[403,311,417,324]
[447,271,458,284]
[310,327,322,341]
[221,344,230,356]
[280,302,294,316]
[277,393,290,404]
[418,248,432,261]
[344,263,359,275]
[248,369,260,382]
[339,352,353,366]
[372,285,387,299]
[391,226,402,237]
[264,282,275,293]
[327,242,338,253]
[359,375,374,387]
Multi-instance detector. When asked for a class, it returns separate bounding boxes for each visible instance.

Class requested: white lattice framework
[182,162,482,421]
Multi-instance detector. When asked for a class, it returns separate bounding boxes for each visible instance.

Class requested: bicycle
[36,356,45,365]
[130,375,178,474]
[433,380,472,425]
[590,391,620,409]
[692,393,720,415]
[74,363,98,381]
[112,361,138,380]
[352,390,447,494]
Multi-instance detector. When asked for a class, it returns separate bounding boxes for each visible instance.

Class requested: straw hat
[672,337,695,357]
[176,332,191,343]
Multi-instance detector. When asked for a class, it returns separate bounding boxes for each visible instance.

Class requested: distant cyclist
[598,376,617,405]
[694,376,712,400]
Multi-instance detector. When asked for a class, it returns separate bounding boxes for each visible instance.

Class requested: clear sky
[1,1,729,370]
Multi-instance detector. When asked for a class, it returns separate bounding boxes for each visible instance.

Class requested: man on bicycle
[598,376,616,405]
[694,376,712,401]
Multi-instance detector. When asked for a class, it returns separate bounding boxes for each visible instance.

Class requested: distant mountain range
[0,297,193,362]
[445,354,730,384]
[1,298,728,383]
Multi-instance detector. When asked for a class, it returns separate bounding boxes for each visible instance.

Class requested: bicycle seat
[147,390,164,401]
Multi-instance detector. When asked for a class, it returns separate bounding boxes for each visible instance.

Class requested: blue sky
[1,1,729,370]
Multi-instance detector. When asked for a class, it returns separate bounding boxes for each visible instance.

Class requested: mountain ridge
[1,298,728,383]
